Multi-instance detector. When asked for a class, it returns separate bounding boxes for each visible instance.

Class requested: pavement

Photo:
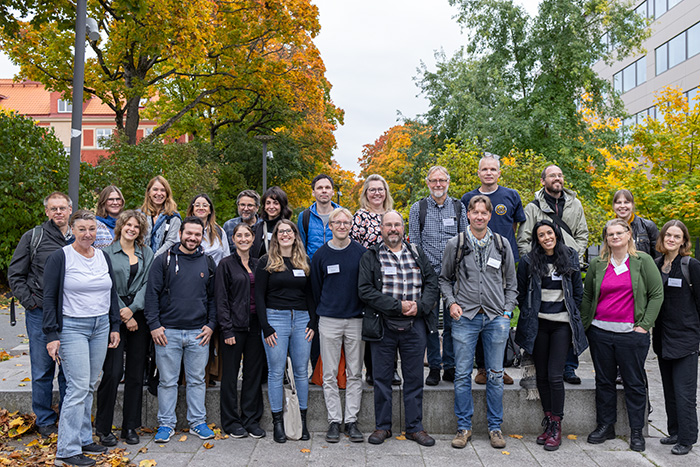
[1,307,700,466]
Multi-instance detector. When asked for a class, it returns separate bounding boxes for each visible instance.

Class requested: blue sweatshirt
[311,240,366,319]
[144,243,217,331]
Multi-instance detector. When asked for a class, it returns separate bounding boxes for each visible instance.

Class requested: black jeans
[220,317,265,433]
[588,326,650,430]
[659,352,699,445]
[95,312,150,433]
[532,319,571,417]
[372,318,427,433]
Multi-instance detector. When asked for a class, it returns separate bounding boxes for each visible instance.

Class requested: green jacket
[580,252,663,331]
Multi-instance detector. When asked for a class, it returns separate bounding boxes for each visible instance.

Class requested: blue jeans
[452,313,510,431]
[56,315,109,458]
[426,301,454,370]
[155,328,210,429]
[262,309,311,413]
[26,307,66,427]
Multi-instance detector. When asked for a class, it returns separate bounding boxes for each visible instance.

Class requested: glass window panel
[654,0,667,18]
[688,23,700,58]
[669,34,686,68]
[656,44,668,75]
[636,56,647,85]
[688,88,699,107]
[668,0,681,9]
[95,129,111,149]
[623,63,636,92]
[613,72,622,93]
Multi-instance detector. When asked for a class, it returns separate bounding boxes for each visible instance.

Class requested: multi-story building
[593,0,700,126]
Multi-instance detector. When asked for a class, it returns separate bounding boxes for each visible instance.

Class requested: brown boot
[503,371,514,385]
[474,368,487,384]
[537,412,552,445]
[544,415,562,451]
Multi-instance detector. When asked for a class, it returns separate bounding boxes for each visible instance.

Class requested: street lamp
[254,134,276,193]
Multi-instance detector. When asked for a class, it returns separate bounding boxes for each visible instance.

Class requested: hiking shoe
[425,368,440,386]
[474,368,487,385]
[406,430,435,446]
[451,429,472,449]
[191,423,215,440]
[326,422,340,443]
[55,454,96,466]
[154,426,174,443]
[489,430,506,448]
[503,371,514,385]
[82,442,107,453]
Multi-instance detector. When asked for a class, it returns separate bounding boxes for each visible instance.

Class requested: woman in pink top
[580,218,663,453]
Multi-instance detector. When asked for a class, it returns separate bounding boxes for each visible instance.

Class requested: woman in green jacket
[580,218,663,453]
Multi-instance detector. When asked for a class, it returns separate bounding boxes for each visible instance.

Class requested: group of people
[7,157,699,465]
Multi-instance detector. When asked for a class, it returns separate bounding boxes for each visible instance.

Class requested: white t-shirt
[62,245,112,318]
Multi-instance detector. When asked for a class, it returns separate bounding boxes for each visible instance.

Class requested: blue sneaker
[155,426,174,443]
[191,423,215,440]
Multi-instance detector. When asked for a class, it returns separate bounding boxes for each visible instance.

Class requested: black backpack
[449,231,508,295]
[418,197,463,234]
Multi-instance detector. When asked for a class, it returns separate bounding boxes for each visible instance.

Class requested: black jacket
[215,251,259,339]
[515,247,588,356]
[358,241,439,333]
[630,215,659,259]
[653,255,700,360]
[8,220,73,310]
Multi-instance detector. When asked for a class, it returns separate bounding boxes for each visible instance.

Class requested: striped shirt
[538,263,568,322]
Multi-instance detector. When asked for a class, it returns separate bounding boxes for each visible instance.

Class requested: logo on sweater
[200,272,205,278]
[495,204,507,216]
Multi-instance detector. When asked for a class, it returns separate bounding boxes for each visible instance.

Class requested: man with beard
[223,190,262,251]
[145,217,218,443]
[408,166,467,386]
[359,211,439,446]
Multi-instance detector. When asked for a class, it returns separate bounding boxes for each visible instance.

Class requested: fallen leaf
[395,435,406,440]
[25,439,39,447]
[21,377,30,382]
[139,460,157,467]
[509,434,523,439]
[567,434,577,440]
[203,442,214,449]
[15,363,22,367]
[501,451,510,455]
[16,334,26,337]
[9,417,24,428]
[300,448,310,453]
[18,383,26,387]
[138,447,148,453]
[178,435,187,442]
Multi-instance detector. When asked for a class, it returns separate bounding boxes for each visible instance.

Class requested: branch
[148,87,221,138]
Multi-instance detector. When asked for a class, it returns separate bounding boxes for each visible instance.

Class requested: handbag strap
[286,356,297,393]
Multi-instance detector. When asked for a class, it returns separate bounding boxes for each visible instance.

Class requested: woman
[252,186,292,258]
[349,174,400,386]
[653,220,700,455]
[581,218,663,452]
[215,224,266,439]
[255,220,315,443]
[43,210,121,467]
[140,175,181,257]
[515,220,587,451]
[186,193,230,265]
[612,189,659,258]
[94,210,154,447]
[94,185,125,249]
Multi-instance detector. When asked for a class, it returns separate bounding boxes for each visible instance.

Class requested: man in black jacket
[144,217,217,443]
[8,192,73,437]
[358,211,439,447]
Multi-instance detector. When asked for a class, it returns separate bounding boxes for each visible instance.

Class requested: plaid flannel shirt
[379,244,422,302]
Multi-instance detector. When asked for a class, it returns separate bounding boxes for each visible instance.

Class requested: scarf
[96,215,117,234]
[467,227,493,272]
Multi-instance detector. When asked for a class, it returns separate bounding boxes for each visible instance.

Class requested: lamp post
[254,134,276,193]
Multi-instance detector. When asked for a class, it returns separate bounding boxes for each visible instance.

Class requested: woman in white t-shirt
[43,210,121,467]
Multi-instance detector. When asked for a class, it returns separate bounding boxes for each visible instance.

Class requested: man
[8,192,73,437]
[408,165,467,386]
[439,195,517,450]
[145,217,217,443]
[517,164,589,384]
[223,190,262,251]
[359,211,439,447]
[461,153,526,386]
[311,208,367,443]
[298,174,339,259]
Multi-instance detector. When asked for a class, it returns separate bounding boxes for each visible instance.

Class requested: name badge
[266,232,273,240]
[614,264,629,275]
[668,278,683,288]
[293,269,306,277]
[487,257,501,269]
[384,266,397,276]
[327,264,340,274]
[551,273,562,281]
[443,218,455,227]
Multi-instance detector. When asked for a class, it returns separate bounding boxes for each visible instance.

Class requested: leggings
[532,318,572,417]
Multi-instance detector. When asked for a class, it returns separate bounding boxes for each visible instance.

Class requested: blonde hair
[359,174,394,212]
[140,176,177,216]
[600,218,638,263]
[265,219,310,275]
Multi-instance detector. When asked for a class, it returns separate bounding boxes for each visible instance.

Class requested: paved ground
[1,306,699,466]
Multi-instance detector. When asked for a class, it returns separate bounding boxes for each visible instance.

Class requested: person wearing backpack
[140,176,182,258]
[653,220,700,456]
[438,195,517,450]
[8,191,74,438]
[144,217,218,444]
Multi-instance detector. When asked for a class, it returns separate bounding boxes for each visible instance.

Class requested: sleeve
[689,258,700,321]
[516,257,529,309]
[144,254,165,330]
[310,251,323,310]
[502,244,518,313]
[350,211,365,245]
[570,253,584,309]
[297,213,307,248]
[42,250,63,343]
[93,222,114,249]
[408,202,420,245]
[416,248,440,316]
[517,203,535,259]
[304,274,317,332]
[646,219,660,259]
[215,260,235,339]
[104,254,122,333]
[572,202,589,263]
[457,201,468,233]
[580,259,598,329]
[513,192,527,224]
[638,254,664,331]
[358,251,402,317]
[221,228,231,259]
[131,247,154,313]
[255,256,275,338]
[223,219,235,252]
[438,237,458,308]
[8,230,37,310]
[155,216,181,257]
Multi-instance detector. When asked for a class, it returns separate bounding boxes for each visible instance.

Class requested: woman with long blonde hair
[140,176,181,257]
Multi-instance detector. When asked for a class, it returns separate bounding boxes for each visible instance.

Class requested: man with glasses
[8,192,74,437]
[408,166,467,386]
[311,208,367,443]
[223,190,262,251]
[518,164,589,384]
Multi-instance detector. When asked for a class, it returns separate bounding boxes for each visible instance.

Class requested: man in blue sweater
[145,217,217,443]
[311,208,367,444]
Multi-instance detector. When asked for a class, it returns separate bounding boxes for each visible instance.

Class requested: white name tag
[266,232,273,240]
[293,269,306,277]
[668,278,683,288]
[487,257,501,269]
[551,273,562,281]
[384,266,397,276]
[614,264,629,275]
[443,218,455,227]
[327,264,340,274]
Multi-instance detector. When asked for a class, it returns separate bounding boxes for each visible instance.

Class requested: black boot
[300,409,310,440]
[272,411,286,443]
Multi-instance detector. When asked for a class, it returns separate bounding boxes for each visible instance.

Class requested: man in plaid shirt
[359,211,439,447]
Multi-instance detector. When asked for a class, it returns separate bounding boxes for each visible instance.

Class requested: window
[688,23,700,58]
[614,56,647,94]
[669,34,685,69]
[57,99,72,113]
[654,0,667,18]
[143,128,153,137]
[95,129,112,149]
[635,1,650,19]
[656,22,700,75]
[685,87,699,107]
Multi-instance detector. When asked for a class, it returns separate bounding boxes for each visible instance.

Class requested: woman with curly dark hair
[252,186,292,258]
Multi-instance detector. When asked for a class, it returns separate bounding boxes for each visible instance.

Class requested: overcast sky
[0,0,541,175]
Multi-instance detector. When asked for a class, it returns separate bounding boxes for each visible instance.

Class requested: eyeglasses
[331,221,352,227]
[546,173,564,179]
[238,203,256,209]
[193,203,210,209]
[107,197,123,203]
[48,206,69,213]
[277,229,294,236]
[427,178,449,184]
[383,223,403,229]
[607,230,628,238]
[367,187,385,194]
